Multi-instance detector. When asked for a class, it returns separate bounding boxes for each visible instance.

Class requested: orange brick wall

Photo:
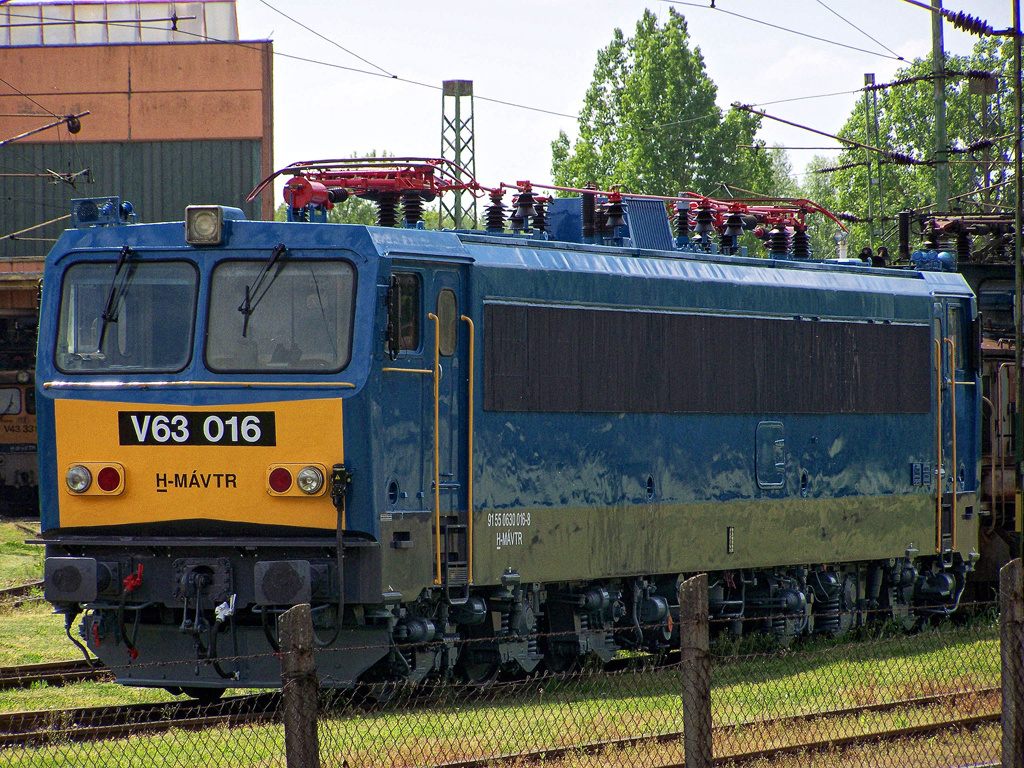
[0,41,271,144]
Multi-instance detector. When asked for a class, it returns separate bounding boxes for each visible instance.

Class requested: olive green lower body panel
[472,494,980,586]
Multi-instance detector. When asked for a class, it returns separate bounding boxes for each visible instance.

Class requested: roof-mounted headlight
[185,205,224,245]
[185,205,248,246]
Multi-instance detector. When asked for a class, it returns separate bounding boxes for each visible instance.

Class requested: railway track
[0,659,110,690]
[435,687,1001,768]
[0,692,280,748]
[0,579,42,602]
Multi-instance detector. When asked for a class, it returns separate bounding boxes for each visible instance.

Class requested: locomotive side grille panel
[484,303,930,414]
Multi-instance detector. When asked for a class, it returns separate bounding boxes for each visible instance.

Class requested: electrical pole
[932,0,949,212]
[440,80,477,230]
[863,74,885,249]
[1013,0,1023,554]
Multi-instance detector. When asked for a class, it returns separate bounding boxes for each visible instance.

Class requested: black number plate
[118,411,276,446]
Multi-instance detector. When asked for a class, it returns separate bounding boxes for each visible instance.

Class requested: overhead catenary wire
[0,214,70,243]
[749,69,1004,112]
[2,11,580,122]
[732,103,930,166]
[659,0,904,61]
[0,75,58,119]
[163,26,582,121]
[255,0,395,78]
[812,0,904,59]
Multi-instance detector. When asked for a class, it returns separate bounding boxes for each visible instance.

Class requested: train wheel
[181,687,225,704]
[544,651,578,674]
[459,651,501,685]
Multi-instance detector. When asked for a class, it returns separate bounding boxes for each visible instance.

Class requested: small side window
[0,388,21,417]
[755,421,786,489]
[437,289,457,357]
[947,306,964,371]
[388,273,420,355]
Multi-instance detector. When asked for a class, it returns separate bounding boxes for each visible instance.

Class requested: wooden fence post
[1002,558,1023,768]
[679,573,711,768]
[280,604,321,768]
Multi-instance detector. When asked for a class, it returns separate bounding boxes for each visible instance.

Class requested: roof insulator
[942,10,994,37]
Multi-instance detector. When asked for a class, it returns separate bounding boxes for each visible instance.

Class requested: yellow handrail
[461,314,475,584]
[428,312,442,585]
[935,338,942,553]
[944,337,957,551]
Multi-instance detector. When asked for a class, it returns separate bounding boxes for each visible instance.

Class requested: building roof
[0,1,238,46]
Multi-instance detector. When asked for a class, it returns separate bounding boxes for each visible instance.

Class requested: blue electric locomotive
[39,159,980,695]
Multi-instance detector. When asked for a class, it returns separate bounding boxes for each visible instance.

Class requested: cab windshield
[205,259,355,373]
[56,260,198,373]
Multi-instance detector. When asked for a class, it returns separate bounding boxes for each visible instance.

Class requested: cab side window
[390,273,420,353]
[437,289,457,357]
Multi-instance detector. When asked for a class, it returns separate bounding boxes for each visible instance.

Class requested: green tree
[803,37,1015,256]
[551,9,773,197]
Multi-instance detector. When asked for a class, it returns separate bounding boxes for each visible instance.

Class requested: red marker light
[97,466,121,492]
[269,467,292,493]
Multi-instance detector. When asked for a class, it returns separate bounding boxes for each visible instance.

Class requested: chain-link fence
[1,563,1019,768]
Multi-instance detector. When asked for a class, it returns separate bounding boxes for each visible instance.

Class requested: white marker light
[296,466,324,495]
[66,465,92,493]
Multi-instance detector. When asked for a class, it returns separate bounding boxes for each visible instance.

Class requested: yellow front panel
[55,398,343,529]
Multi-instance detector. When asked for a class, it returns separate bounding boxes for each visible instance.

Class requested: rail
[0,693,279,748]
[0,659,108,690]
[431,687,999,768]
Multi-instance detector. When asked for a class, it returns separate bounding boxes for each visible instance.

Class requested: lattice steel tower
[440,80,477,229]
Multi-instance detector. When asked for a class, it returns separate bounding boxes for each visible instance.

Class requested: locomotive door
[430,268,471,600]
[934,297,978,553]
[382,263,470,598]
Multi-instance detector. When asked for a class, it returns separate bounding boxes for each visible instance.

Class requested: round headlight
[66,465,92,493]
[191,209,219,239]
[296,466,324,495]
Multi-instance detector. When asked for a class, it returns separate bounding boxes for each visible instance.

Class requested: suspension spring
[813,594,841,634]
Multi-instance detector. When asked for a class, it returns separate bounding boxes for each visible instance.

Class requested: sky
[234,0,1013,204]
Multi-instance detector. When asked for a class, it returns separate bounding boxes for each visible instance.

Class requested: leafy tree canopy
[804,37,1015,255]
[551,9,776,197]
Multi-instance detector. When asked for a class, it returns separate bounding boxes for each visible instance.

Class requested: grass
[0,532,1003,767]
[0,621,1002,767]
[0,599,170,712]
[0,520,43,588]
[0,600,78,667]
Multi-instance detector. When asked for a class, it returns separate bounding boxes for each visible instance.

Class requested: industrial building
[0,0,273,512]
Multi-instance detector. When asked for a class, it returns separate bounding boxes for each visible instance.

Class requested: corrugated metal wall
[1,139,264,259]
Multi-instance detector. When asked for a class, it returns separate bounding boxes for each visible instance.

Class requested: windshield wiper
[97,245,134,351]
[238,243,288,337]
